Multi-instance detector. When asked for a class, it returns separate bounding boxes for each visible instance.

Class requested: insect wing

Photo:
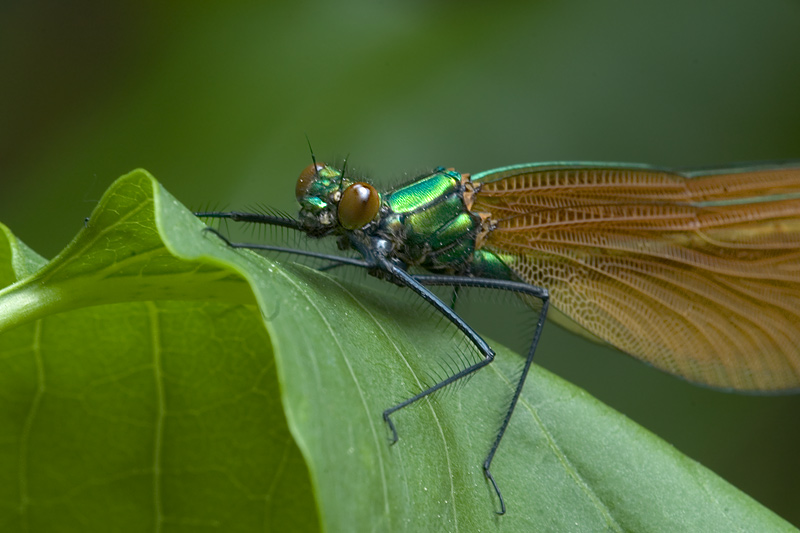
[471,162,800,391]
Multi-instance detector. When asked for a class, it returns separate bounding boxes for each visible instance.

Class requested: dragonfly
[196,158,800,514]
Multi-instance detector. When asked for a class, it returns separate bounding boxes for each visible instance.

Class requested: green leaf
[0,170,794,531]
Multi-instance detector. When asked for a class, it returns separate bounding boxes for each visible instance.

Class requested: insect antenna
[339,153,351,193]
[304,134,319,169]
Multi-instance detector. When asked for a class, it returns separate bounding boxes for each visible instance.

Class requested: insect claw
[383,411,399,445]
[484,465,506,515]
[202,226,229,242]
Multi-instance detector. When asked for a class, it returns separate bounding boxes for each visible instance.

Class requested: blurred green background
[3,0,800,527]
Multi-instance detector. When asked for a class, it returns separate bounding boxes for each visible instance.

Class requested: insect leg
[201,227,371,269]
[409,274,549,515]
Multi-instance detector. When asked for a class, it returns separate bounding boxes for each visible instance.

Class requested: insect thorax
[377,168,506,277]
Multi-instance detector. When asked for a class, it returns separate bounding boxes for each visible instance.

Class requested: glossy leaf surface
[0,170,794,531]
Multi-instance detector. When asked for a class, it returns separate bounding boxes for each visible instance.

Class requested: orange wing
[471,163,800,391]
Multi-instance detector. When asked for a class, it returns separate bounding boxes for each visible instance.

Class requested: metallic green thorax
[296,165,515,279]
[381,169,475,269]
[379,169,512,279]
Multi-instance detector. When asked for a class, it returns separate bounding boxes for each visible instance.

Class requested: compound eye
[296,162,326,201]
[338,182,380,230]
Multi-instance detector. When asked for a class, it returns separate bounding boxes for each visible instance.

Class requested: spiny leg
[200,224,551,514]
[408,275,549,515]
[201,227,371,269]
[376,264,498,448]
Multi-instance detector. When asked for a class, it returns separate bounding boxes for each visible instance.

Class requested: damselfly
[197,158,800,514]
